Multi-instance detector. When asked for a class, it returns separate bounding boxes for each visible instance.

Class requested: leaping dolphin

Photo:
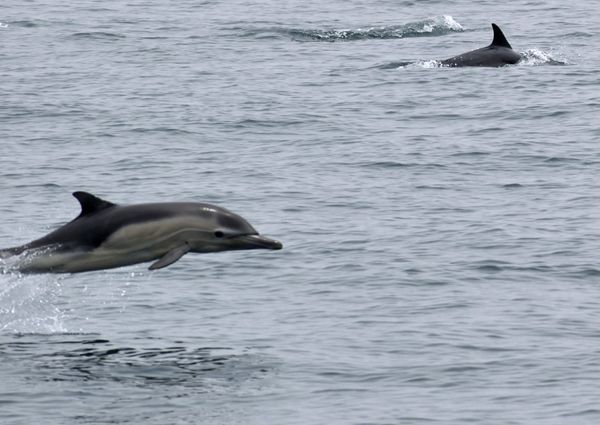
[440,23,521,67]
[0,191,282,273]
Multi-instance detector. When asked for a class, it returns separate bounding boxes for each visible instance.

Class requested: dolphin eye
[214,230,225,238]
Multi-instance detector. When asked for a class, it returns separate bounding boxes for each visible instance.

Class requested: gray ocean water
[2,1,600,424]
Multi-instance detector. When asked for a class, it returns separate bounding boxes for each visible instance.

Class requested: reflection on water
[0,335,275,425]
[1,334,266,388]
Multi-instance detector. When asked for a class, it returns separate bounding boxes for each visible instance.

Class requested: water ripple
[1,335,267,387]
[229,16,464,42]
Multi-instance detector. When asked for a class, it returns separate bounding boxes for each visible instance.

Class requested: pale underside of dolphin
[0,192,282,273]
[440,23,521,67]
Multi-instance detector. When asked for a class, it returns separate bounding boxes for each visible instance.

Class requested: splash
[235,16,464,42]
[403,60,444,69]
[1,246,58,275]
[377,59,444,69]
[291,16,463,41]
[518,49,568,66]
[422,15,464,33]
[0,272,68,333]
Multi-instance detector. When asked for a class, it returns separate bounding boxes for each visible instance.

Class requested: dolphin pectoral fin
[148,244,191,270]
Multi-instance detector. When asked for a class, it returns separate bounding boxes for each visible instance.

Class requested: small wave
[130,126,196,135]
[0,22,8,29]
[232,118,305,128]
[472,260,510,274]
[519,48,568,66]
[450,151,490,157]
[361,161,446,169]
[12,183,62,190]
[475,264,504,273]
[572,268,600,277]
[0,335,267,387]
[235,16,463,42]
[543,156,579,163]
[69,31,126,40]
[8,20,38,28]
[502,183,523,189]
[561,409,600,418]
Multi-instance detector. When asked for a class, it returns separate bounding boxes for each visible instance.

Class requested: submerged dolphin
[0,191,282,273]
[440,23,521,67]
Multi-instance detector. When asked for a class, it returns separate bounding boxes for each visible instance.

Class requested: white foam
[518,48,568,66]
[399,60,443,69]
[442,15,464,31]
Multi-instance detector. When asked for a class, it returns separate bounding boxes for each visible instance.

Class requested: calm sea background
[1,1,600,424]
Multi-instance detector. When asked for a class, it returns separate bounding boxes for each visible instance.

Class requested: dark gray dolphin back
[439,23,520,67]
[8,192,123,252]
[5,192,174,253]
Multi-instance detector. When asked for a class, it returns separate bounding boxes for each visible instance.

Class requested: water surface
[2,1,600,424]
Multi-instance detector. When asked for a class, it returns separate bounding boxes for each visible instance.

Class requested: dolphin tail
[490,23,512,49]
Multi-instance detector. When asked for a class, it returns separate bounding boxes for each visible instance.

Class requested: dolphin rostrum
[440,23,521,67]
[0,191,282,273]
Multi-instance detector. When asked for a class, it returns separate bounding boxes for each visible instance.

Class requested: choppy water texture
[2,1,600,424]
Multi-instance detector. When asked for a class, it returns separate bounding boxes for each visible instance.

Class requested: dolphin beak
[237,234,283,250]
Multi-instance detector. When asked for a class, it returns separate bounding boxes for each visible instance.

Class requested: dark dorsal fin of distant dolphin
[73,191,116,218]
[490,23,511,49]
[439,23,521,67]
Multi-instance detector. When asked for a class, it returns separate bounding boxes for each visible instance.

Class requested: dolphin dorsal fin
[73,191,116,217]
[490,23,512,49]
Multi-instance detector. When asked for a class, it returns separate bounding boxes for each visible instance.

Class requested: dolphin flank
[440,23,521,67]
[0,191,282,273]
